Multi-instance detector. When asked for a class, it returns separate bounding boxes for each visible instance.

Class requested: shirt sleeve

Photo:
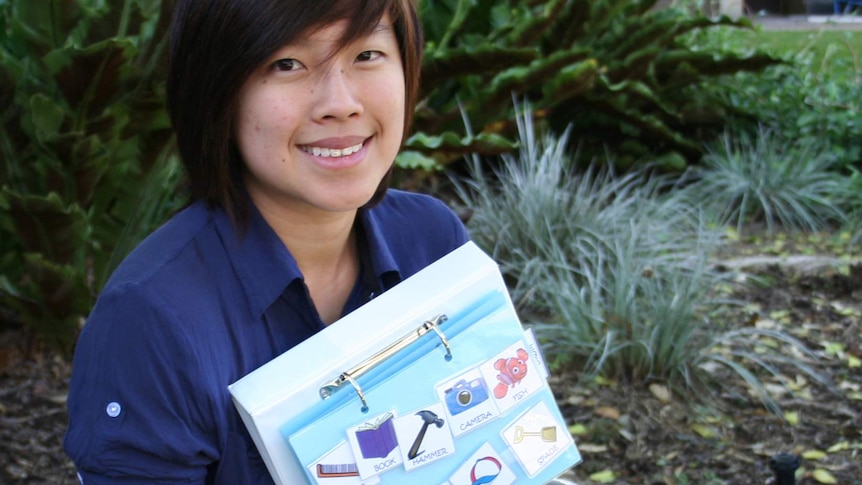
[64,281,217,483]
[448,203,471,247]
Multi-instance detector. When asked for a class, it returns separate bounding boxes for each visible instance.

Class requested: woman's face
[234,14,405,218]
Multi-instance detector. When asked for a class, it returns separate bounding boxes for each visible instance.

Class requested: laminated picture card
[228,241,583,484]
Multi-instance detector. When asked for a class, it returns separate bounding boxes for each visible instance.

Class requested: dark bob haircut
[166,0,423,229]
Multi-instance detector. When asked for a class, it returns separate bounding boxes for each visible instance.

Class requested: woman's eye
[273,58,304,72]
[356,51,382,62]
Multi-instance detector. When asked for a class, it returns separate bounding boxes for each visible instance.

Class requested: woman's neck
[253,198,361,325]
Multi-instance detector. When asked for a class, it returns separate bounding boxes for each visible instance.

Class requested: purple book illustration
[355,413,397,459]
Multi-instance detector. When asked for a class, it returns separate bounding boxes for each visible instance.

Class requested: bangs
[320,0,394,49]
[270,0,394,57]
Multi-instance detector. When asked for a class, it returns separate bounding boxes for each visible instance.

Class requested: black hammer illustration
[407,410,445,460]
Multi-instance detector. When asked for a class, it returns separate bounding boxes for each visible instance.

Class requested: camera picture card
[345,410,402,479]
[501,400,578,478]
[479,339,546,414]
[307,441,381,485]
[445,442,517,485]
[435,368,500,438]
[392,402,456,472]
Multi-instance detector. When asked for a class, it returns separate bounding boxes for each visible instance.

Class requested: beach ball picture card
[445,442,517,485]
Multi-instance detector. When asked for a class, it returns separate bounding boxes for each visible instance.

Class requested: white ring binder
[228,242,583,483]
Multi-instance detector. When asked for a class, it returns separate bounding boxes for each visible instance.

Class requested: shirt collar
[213,203,301,321]
[358,205,400,280]
[212,201,402,322]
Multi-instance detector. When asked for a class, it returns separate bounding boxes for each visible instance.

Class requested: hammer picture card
[392,402,455,471]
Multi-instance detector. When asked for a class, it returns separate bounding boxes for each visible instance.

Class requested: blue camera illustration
[444,377,490,415]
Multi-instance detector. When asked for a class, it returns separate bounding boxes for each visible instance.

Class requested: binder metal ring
[319,314,450,410]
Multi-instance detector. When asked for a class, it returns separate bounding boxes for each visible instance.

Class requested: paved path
[754,14,862,30]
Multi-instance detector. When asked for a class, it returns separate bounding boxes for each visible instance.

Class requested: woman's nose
[311,67,363,121]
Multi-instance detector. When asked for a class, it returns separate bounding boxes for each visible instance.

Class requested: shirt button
[106,401,122,418]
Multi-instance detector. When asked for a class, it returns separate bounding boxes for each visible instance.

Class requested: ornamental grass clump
[455,116,829,412]
[453,110,710,313]
[533,229,828,414]
[840,166,862,245]
[681,127,846,235]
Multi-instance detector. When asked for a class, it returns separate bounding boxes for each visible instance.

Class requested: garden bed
[1,232,860,484]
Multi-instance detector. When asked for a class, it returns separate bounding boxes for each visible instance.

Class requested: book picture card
[393,402,456,472]
[435,368,500,437]
[501,400,577,477]
[346,410,402,479]
[446,442,517,485]
[479,340,545,414]
[307,441,381,485]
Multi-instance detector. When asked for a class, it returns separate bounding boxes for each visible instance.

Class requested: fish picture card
[392,402,456,472]
[346,410,402,479]
[445,442,517,485]
[435,368,500,438]
[479,340,545,414]
[307,441,381,485]
[501,400,576,478]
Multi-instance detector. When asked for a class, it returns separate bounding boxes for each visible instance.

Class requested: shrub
[405,0,783,171]
[708,29,862,170]
[0,0,182,352]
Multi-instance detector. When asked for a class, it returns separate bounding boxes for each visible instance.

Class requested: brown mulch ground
[0,340,76,484]
[555,240,862,484]
[1,236,860,484]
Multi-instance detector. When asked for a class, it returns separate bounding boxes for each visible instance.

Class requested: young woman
[64,0,469,482]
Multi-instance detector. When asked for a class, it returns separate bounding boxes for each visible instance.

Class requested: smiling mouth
[300,141,364,158]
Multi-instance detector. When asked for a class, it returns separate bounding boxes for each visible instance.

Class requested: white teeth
[302,142,363,158]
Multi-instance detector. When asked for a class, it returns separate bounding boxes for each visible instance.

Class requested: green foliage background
[406,0,783,170]
[0,0,181,352]
[0,0,812,352]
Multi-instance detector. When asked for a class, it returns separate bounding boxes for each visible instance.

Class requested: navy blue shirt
[64,190,470,484]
